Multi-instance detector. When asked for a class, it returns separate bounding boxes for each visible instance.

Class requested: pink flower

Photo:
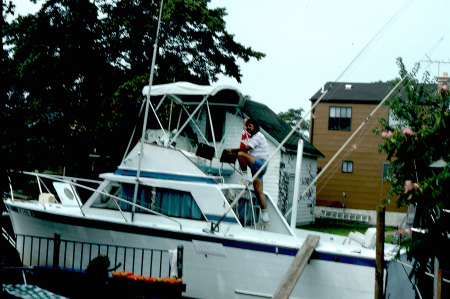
[402,127,415,136]
[404,180,413,193]
[381,130,393,138]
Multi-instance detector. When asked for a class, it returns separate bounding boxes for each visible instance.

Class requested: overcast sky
[208,0,449,114]
[11,0,450,114]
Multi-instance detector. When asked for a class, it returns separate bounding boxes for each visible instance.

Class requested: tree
[374,57,449,292]
[2,0,265,178]
[278,107,310,139]
[100,0,265,84]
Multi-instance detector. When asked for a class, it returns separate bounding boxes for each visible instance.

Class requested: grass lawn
[299,218,397,243]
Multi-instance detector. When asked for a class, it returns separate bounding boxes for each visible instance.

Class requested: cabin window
[92,183,203,220]
[329,106,352,130]
[206,107,226,142]
[382,162,391,182]
[342,161,353,173]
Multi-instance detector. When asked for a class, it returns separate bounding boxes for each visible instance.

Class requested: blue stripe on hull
[204,214,238,223]
[114,169,216,184]
[7,205,376,268]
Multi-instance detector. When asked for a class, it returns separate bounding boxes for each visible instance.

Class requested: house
[309,82,407,226]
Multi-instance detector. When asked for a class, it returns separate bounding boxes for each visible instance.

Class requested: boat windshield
[91,183,204,220]
[221,188,261,227]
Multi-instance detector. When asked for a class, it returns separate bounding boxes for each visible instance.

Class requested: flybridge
[141,81,244,107]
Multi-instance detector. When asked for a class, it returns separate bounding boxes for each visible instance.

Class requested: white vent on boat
[345,84,352,90]
[192,240,227,257]
[53,182,82,207]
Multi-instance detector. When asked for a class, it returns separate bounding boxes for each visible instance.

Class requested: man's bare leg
[252,178,267,209]
[237,151,254,174]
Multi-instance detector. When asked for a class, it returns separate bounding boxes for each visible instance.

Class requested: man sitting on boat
[226,119,270,225]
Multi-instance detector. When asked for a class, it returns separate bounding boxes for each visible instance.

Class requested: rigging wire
[338,0,415,83]
[282,0,420,216]
[319,0,415,101]
[214,0,417,229]
[314,104,390,197]
[285,77,408,217]
[312,26,449,205]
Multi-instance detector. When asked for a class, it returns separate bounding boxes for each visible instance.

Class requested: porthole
[64,188,74,200]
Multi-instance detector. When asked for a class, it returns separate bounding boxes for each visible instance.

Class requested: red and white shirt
[248,132,269,160]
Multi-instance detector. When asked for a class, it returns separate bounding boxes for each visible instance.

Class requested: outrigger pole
[132,0,165,221]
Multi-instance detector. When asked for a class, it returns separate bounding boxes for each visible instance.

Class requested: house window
[342,161,353,173]
[206,107,226,142]
[382,162,391,182]
[329,107,352,130]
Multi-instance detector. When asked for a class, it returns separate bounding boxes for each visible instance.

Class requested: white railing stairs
[321,210,370,223]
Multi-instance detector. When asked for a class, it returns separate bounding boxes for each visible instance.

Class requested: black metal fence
[15,233,183,278]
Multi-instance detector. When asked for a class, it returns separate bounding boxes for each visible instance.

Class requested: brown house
[309,82,406,226]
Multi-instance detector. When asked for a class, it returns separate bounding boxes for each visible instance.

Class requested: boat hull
[6,203,377,299]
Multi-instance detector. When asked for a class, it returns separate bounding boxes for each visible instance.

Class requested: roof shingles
[310,82,392,103]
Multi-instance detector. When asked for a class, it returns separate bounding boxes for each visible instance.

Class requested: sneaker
[260,210,270,225]
[236,178,252,185]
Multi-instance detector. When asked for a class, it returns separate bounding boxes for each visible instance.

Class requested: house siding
[279,152,317,225]
[310,102,405,213]
[264,141,280,204]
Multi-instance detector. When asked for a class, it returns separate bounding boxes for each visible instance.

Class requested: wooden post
[434,257,441,299]
[272,234,320,299]
[435,269,442,299]
[375,205,385,299]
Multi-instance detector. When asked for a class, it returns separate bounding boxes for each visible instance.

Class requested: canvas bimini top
[142,81,244,107]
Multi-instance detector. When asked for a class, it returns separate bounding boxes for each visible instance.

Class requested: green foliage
[374,57,449,277]
[278,107,310,139]
[1,0,265,180]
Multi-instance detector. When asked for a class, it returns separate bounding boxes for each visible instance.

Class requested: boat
[3,81,406,299]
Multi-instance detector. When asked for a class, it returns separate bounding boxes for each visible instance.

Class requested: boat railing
[21,171,183,229]
[15,233,183,278]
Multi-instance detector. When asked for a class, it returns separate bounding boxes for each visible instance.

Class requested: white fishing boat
[5,0,420,296]
[4,81,408,299]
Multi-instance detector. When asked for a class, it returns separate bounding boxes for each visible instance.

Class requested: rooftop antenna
[420,56,450,78]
